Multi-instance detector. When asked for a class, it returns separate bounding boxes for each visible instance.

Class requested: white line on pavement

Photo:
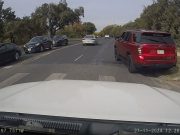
[20,43,82,64]
[45,73,67,81]
[0,73,29,89]
[74,55,83,62]
[98,75,116,82]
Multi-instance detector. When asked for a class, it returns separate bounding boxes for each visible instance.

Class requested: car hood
[25,42,39,47]
[0,80,180,124]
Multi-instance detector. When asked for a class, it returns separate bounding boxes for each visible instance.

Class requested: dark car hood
[25,42,40,47]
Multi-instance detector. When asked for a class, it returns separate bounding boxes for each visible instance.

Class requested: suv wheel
[14,52,20,61]
[114,48,121,61]
[128,55,137,73]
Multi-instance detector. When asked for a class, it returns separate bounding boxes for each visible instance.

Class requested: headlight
[35,43,40,46]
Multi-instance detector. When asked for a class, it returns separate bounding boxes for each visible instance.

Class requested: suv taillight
[138,47,142,55]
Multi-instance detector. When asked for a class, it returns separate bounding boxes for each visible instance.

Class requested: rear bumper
[134,54,177,68]
[135,63,176,69]
[82,40,96,44]
[135,60,176,68]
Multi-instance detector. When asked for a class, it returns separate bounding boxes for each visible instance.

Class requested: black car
[0,43,22,64]
[24,36,53,53]
[53,35,68,46]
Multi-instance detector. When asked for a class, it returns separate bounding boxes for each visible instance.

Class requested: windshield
[29,36,44,43]
[139,33,175,44]
[0,0,180,131]
[84,35,95,39]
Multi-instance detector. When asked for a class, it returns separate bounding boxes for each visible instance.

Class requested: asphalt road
[0,38,179,91]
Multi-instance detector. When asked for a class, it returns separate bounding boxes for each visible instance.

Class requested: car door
[44,37,52,48]
[123,32,132,57]
[0,44,8,63]
[6,43,16,60]
[42,37,49,49]
[119,32,130,57]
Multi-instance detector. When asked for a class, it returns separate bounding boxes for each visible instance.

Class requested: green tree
[83,22,96,35]
[0,0,16,41]
[31,2,84,37]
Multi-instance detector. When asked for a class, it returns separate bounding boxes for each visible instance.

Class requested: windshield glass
[84,35,94,39]
[29,37,43,43]
[0,0,180,130]
[140,33,175,44]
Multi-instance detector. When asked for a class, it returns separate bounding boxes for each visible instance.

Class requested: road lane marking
[3,66,13,69]
[45,73,67,81]
[98,75,116,82]
[74,55,83,62]
[0,73,29,89]
[20,43,82,64]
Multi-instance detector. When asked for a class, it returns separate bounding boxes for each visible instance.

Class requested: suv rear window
[138,33,175,44]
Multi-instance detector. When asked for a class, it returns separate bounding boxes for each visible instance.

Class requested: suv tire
[128,55,137,73]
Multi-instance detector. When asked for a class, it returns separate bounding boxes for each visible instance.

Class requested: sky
[4,0,153,31]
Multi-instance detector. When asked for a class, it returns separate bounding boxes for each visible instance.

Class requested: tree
[31,2,84,37]
[83,22,96,35]
[0,0,16,41]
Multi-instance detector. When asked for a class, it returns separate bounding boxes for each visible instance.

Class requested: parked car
[53,35,68,46]
[82,35,97,45]
[114,30,177,73]
[24,36,53,53]
[0,43,22,64]
[105,35,110,38]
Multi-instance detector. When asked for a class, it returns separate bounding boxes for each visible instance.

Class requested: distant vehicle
[105,35,110,38]
[0,43,22,64]
[53,35,68,47]
[82,35,97,45]
[114,30,177,73]
[24,36,53,53]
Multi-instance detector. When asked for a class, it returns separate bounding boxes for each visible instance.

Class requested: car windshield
[0,0,180,132]
[140,33,175,44]
[85,35,94,39]
[29,37,44,43]
[53,35,62,39]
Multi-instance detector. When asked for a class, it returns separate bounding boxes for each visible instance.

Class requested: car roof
[126,29,170,34]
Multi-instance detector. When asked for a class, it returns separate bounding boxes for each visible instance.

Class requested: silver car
[82,35,97,45]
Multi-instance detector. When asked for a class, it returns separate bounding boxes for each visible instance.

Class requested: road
[0,38,179,91]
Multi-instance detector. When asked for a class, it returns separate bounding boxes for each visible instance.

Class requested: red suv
[114,30,177,73]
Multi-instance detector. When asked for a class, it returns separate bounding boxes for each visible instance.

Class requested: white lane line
[0,73,29,89]
[98,75,116,82]
[3,66,13,69]
[74,55,83,62]
[20,43,82,64]
[45,73,67,81]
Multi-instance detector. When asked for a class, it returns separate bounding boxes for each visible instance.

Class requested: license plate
[157,50,164,54]
[28,48,31,52]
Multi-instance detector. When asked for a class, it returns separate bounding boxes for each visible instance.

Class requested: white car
[82,35,97,45]
[105,35,110,38]
[0,80,180,135]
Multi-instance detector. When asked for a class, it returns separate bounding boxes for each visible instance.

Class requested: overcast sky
[4,0,153,31]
